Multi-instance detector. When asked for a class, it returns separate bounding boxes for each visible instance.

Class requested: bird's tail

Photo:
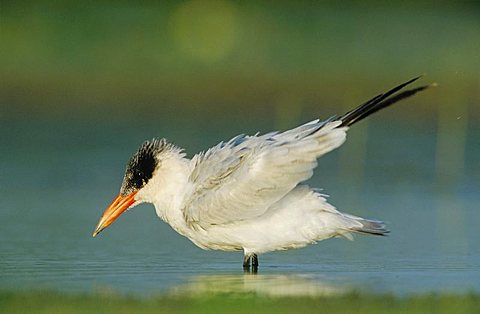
[339,76,435,127]
[350,217,389,236]
[338,213,390,239]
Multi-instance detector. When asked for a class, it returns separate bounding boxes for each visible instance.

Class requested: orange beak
[92,191,137,237]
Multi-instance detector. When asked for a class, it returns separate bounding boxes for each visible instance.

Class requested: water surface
[1,115,479,296]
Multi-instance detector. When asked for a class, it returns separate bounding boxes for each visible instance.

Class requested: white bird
[93,77,432,270]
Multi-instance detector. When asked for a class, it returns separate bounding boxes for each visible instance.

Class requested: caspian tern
[93,77,432,270]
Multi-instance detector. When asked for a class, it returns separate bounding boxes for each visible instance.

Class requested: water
[1,114,479,296]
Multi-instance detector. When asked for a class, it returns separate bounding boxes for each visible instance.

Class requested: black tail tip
[339,75,435,127]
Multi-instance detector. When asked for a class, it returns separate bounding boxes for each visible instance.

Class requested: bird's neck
[136,151,192,235]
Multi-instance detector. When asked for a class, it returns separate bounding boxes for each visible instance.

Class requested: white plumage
[93,77,433,268]
[135,120,381,254]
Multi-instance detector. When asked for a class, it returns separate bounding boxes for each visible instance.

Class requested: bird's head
[92,138,175,237]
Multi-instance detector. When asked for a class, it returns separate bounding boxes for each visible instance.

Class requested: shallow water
[1,115,479,296]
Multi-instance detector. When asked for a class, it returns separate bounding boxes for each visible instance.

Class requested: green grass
[1,291,479,314]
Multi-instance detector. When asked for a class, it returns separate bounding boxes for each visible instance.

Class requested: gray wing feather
[184,120,347,229]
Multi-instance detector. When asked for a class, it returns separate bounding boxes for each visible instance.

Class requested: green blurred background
[2,1,479,118]
[2,0,479,187]
[0,0,479,298]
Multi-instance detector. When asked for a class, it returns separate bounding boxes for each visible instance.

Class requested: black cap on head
[120,138,169,196]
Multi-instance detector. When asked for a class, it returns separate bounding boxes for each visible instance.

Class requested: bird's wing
[183,76,432,229]
[183,119,347,229]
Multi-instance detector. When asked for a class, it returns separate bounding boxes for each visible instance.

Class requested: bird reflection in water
[170,273,348,297]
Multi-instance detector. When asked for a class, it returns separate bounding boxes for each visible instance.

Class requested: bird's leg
[251,253,259,272]
[243,252,259,272]
[243,254,251,271]
[251,253,258,267]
